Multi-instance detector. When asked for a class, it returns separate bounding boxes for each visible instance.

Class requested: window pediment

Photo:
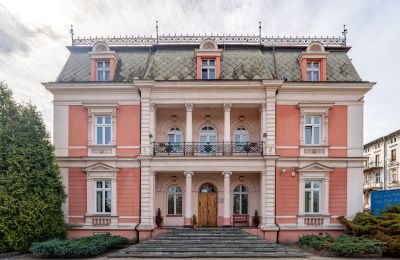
[84,163,119,173]
[298,163,333,173]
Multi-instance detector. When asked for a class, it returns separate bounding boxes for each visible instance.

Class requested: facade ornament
[223,103,232,112]
[185,103,193,112]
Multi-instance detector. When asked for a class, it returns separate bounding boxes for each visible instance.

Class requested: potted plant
[204,143,212,153]
[165,143,173,153]
[252,209,260,227]
[192,214,198,228]
[155,208,163,228]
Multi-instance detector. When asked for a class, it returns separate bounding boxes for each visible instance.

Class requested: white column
[261,160,278,231]
[185,104,193,143]
[184,171,194,226]
[137,167,155,230]
[223,103,232,143]
[260,103,267,147]
[222,171,232,226]
[150,104,156,143]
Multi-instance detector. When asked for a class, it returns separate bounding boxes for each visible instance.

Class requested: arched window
[167,185,182,215]
[233,185,248,215]
[167,127,182,144]
[234,127,249,143]
[199,126,217,143]
[199,183,217,193]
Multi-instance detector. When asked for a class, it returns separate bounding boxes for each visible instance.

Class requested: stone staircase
[110,228,309,258]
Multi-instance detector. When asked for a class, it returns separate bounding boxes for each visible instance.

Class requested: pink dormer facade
[45,35,373,243]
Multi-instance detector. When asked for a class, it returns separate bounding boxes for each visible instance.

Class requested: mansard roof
[56,35,362,82]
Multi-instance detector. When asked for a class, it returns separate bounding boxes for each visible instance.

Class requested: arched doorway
[198,183,217,227]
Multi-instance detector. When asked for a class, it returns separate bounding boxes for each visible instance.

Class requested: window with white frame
[304,116,321,145]
[304,180,321,214]
[97,61,110,81]
[167,127,182,144]
[375,172,381,183]
[95,180,112,213]
[167,185,182,215]
[306,61,320,81]
[390,168,398,183]
[201,59,216,80]
[233,185,249,215]
[96,115,112,145]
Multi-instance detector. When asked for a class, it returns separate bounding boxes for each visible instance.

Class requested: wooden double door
[198,192,217,227]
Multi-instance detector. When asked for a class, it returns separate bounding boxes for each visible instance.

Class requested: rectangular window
[391,169,398,182]
[375,172,380,183]
[306,61,320,81]
[375,154,380,166]
[304,180,321,213]
[97,61,110,81]
[304,115,321,145]
[96,115,112,145]
[391,149,396,161]
[201,59,216,80]
[95,180,112,213]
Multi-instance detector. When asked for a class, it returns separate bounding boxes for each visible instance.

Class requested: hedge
[29,234,129,257]
[298,234,385,257]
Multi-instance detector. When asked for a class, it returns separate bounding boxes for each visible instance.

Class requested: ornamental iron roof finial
[69,25,74,46]
[342,24,348,46]
[259,21,262,45]
[156,20,159,45]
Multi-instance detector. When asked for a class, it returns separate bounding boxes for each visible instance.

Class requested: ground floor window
[233,185,248,214]
[304,180,321,213]
[95,180,112,213]
[167,185,182,215]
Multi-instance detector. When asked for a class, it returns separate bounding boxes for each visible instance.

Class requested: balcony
[363,161,382,172]
[153,142,263,157]
[363,182,383,190]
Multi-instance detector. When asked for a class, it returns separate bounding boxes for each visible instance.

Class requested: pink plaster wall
[329,168,347,223]
[116,105,140,157]
[276,168,299,224]
[68,168,86,224]
[155,107,261,143]
[68,105,88,157]
[328,106,348,157]
[117,168,140,223]
[276,105,300,157]
[68,229,137,240]
[278,229,344,244]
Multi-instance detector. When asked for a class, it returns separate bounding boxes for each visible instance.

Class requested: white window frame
[233,185,249,215]
[95,180,112,214]
[95,115,112,145]
[167,127,183,144]
[304,115,322,145]
[96,61,110,81]
[167,185,183,215]
[201,59,216,80]
[306,61,320,81]
[234,127,249,143]
[304,180,321,214]
[390,168,398,183]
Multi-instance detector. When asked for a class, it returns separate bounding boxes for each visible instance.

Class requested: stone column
[137,167,155,231]
[184,171,194,227]
[223,103,232,143]
[263,80,280,155]
[261,159,278,239]
[185,104,193,143]
[260,103,267,150]
[150,104,156,144]
[222,171,232,227]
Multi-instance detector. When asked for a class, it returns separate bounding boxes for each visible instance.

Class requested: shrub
[155,208,163,227]
[252,210,260,227]
[298,234,385,257]
[29,234,129,257]
[0,83,66,253]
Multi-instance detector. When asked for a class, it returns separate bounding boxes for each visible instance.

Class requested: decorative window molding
[299,41,328,81]
[297,163,332,227]
[298,102,333,157]
[83,163,119,226]
[89,41,119,81]
[195,39,222,80]
[84,103,118,156]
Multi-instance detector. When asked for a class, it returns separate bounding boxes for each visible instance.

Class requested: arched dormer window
[299,41,328,82]
[195,39,222,80]
[89,41,118,81]
[167,185,182,215]
[233,185,248,215]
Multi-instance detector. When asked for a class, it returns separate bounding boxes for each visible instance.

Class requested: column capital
[223,103,232,112]
[183,171,194,176]
[260,103,267,111]
[185,103,193,112]
[222,171,232,177]
[150,103,157,112]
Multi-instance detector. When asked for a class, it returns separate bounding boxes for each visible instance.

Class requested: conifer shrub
[0,83,66,252]
[29,234,129,257]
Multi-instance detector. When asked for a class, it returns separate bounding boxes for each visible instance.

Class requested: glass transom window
[201,59,216,80]
[96,115,112,145]
[97,61,110,81]
[306,61,320,81]
[305,116,321,145]
[95,180,111,213]
[304,180,321,214]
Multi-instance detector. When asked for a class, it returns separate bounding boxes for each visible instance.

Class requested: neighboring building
[363,130,400,209]
[44,33,373,243]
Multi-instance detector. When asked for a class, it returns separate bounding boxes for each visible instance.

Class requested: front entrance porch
[154,171,261,228]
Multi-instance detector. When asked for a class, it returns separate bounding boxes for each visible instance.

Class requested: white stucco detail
[347,166,364,217]
[347,104,364,157]
[53,104,69,156]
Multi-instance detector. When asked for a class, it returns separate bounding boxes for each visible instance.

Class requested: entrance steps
[110,228,309,258]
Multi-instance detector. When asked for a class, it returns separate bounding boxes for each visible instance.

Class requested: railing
[304,217,324,226]
[364,161,382,169]
[153,142,263,156]
[92,217,111,226]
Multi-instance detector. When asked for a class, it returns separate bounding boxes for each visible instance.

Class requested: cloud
[0,4,61,55]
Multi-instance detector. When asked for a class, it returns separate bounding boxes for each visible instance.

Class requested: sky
[0,0,399,143]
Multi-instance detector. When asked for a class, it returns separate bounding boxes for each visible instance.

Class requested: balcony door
[166,127,182,153]
[199,126,217,153]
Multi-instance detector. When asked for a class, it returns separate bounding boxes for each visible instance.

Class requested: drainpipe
[383,136,387,190]
[135,88,142,240]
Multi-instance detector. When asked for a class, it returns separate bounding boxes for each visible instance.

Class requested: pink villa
[44,33,373,243]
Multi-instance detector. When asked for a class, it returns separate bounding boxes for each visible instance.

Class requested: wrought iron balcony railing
[363,161,382,170]
[153,142,263,156]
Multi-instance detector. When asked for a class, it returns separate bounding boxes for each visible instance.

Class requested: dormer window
[306,61,320,81]
[97,61,110,81]
[201,59,216,80]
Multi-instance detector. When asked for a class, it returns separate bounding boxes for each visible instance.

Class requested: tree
[0,82,66,253]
